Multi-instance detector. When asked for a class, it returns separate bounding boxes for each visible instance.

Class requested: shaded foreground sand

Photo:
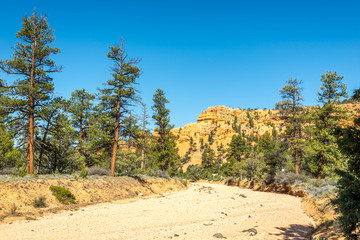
[0,183,314,240]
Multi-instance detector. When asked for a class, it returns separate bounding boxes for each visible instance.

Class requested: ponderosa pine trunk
[110,99,121,177]
[27,24,37,175]
[292,91,299,175]
[294,149,299,175]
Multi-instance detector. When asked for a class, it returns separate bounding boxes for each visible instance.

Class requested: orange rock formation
[172,104,360,170]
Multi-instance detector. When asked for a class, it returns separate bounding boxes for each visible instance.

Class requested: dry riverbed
[0,183,314,240]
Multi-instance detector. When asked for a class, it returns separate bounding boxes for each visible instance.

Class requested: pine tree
[310,71,348,179]
[351,88,360,102]
[333,116,360,239]
[276,78,304,174]
[69,89,95,167]
[44,108,77,173]
[317,71,348,105]
[258,131,287,183]
[36,97,66,173]
[227,134,249,162]
[201,145,215,170]
[151,89,179,171]
[0,11,61,174]
[223,134,250,176]
[98,39,141,176]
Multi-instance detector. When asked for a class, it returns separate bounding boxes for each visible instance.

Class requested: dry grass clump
[274,172,309,185]
[87,166,110,176]
[33,196,47,208]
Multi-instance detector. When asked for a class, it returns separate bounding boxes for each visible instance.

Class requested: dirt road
[0,183,314,240]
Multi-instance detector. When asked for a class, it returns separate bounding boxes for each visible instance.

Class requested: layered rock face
[172,106,285,169]
[172,104,360,170]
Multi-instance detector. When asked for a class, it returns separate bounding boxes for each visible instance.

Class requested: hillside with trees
[1,11,360,239]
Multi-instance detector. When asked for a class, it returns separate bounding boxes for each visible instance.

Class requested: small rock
[174,234,179,237]
[248,215,251,218]
[203,223,213,226]
[213,233,227,239]
[239,193,247,198]
[242,228,257,236]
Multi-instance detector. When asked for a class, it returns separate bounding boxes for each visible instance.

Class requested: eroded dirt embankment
[0,176,186,222]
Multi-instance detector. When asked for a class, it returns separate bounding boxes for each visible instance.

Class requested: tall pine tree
[151,89,179,172]
[0,11,61,174]
[310,71,348,179]
[276,78,304,174]
[99,39,141,176]
[69,89,95,167]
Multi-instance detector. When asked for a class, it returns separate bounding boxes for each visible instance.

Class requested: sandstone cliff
[172,104,360,170]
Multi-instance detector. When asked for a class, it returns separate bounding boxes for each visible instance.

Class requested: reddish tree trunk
[27,23,37,175]
[110,100,121,177]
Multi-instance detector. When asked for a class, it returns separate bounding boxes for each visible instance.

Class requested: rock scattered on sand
[213,233,227,239]
[242,228,257,236]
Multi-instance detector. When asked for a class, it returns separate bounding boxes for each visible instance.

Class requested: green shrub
[11,164,27,177]
[49,186,76,205]
[274,171,309,185]
[333,171,360,239]
[33,196,47,208]
[79,167,88,179]
[186,165,205,181]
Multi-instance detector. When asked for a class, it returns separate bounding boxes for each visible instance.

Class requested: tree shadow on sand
[270,224,314,240]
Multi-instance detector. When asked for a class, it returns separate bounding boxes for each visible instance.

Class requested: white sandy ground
[0,183,314,240]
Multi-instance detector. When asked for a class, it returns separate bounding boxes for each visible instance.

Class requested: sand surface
[0,183,314,240]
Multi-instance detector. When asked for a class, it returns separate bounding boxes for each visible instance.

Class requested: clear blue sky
[1,0,359,128]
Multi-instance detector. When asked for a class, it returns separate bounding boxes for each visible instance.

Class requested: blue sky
[0,0,359,128]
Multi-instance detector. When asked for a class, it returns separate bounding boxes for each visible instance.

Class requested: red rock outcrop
[173,104,360,170]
